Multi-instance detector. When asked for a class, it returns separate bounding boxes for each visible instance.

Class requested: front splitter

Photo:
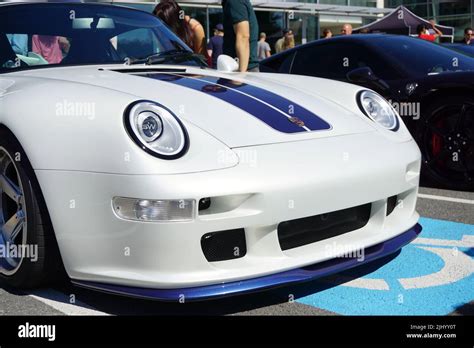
[72,223,422,301]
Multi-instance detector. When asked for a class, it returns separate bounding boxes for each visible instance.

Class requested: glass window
[438,15,472,41]
[319,0,348,5]
[208,7,224,37]
[255,10,285,52]
[261,51,295,73]
[114,27,162,60]
[0,3,205,71]
[350,0,378,8]
[371,36,474,75]
[291,41,401,81]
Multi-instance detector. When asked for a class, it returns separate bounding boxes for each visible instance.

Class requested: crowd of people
[5,0,474,72]
[155,0,472,73]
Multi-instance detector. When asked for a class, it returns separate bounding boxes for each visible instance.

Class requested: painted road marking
[28,289,108,316]
[418,193,474,205]
[414,235,474,248]
[324,275,390,290]
[296,217,474,315]
[399,246,474,289]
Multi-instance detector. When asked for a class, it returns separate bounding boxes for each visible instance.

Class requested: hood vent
[107,68,187,74]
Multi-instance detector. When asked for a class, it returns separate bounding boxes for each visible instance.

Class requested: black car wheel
[0,128,63,288]
[417,96,474,191]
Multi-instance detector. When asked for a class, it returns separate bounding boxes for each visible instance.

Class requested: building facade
[113,0,390,48]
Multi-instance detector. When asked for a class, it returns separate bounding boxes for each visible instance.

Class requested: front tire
[0,129,61,288]
[417,96,474,191]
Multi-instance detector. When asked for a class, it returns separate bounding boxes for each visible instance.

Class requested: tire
[416,95,474,191]
[0,128,63,288]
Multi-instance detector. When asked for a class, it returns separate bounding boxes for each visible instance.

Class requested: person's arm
[207,39,213,59]
[431,23,443,37]
[234,20,250,72]
[275,39,282,54]
[265,44,271,58]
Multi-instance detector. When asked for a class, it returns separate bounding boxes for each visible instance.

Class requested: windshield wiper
[129,50,205,66]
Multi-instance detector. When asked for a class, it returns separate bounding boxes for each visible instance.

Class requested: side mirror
[347,67,389,92]
[217,55,239,72]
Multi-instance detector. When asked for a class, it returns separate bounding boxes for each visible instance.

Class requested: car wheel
[0,129,62,288]
[417,96,474,191]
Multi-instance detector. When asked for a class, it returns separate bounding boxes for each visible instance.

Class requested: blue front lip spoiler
[72,223,422,301]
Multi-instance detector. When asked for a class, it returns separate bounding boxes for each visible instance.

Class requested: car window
[113,28,164,60]
[261,51,295,73]
[0,3,203,72]
[372,37,474,75]
[291,41,401,81]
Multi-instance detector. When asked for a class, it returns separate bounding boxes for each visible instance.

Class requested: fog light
[113,197,195,222]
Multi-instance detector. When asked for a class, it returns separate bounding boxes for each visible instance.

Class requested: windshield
[371,36,474,75]
[0,3,205,72]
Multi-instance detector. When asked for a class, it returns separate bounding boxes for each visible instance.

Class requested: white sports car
[0,2,422,300]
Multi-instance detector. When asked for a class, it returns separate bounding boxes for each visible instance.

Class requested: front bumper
[35,132,421,293]
[72,223,421,301]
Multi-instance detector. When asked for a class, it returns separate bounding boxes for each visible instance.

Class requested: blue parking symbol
[296,217,474,315]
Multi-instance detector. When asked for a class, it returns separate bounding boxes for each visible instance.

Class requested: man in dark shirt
[222,0,259,72]
[463,27,473,45]
[207,24,224,69]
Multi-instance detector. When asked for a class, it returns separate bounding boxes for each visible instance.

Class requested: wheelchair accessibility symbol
[296,217,474,315]
[337,234,474,291]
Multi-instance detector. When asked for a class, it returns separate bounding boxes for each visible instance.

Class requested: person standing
[222,0,259,72]
[462,27,473,45]
[257,32,271,60]
[275,29,294,54]
[207,24,224,68]
[153,0,207,57]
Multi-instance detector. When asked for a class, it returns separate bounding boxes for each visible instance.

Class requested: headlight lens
[358,90,399,131]
[125,101,188,159]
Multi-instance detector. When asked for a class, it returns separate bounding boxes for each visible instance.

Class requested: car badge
[289,116,305,127]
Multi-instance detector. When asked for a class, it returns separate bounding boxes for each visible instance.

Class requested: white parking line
[418,193,474,205]
[28,289,109,316]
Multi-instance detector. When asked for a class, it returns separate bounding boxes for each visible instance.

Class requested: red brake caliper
[431,120,443,158]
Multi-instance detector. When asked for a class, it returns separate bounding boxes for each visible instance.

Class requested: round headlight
[125,101,188,159]
[358,90,399,131]
[137,111,163,142]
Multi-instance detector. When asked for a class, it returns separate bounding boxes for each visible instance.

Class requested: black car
[444,43,474,58]
[260,34,474,190]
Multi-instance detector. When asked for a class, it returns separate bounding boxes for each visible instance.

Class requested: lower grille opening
[386,195,397,216]
[278,203,372,251]
[201,229,247,262]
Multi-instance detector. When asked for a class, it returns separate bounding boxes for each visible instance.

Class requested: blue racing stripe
[194,75,331,132]
[141,73,330,133]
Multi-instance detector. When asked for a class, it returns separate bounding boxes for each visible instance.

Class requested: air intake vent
[386,195,397,216]
[278,203,372,251]
[201,229,247,262]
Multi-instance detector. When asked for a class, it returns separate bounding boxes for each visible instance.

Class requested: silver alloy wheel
[0,146,27,275]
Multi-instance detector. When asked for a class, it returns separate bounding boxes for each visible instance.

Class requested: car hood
[13,65,379,148]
